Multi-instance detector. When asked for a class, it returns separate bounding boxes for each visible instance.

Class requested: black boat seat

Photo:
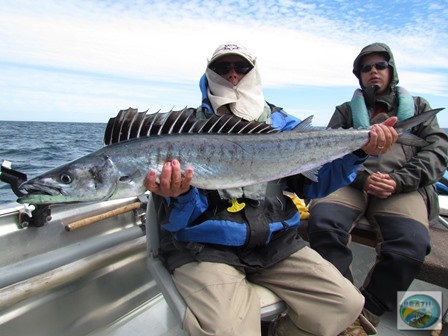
[145,193,287,328]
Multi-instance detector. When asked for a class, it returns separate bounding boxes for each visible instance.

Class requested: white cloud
[0,0,447,126]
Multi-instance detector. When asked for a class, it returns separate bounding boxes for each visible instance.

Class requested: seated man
[307,42,448,335]
[146,42,398,336]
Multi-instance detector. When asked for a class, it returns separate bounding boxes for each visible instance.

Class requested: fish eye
[60,173,73,184]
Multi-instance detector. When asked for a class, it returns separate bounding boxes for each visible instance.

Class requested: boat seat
[145,193,287,328]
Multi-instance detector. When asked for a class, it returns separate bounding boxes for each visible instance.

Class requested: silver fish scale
[99,129,370,192]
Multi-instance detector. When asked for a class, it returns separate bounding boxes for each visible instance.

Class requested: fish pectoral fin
[302,167,320,182]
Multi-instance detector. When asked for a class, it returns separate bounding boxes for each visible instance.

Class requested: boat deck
[352,242,447,335]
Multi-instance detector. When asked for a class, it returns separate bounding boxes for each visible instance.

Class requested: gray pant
[172,246,364,336]
[308,186,430,316]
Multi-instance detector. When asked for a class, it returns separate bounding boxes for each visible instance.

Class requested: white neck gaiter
[205,64,266,121]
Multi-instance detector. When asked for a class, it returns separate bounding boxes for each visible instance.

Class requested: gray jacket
[328,42,448,222]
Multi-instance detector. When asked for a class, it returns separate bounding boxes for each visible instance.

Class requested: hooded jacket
[328,42,448,222]
[156,42,371,271]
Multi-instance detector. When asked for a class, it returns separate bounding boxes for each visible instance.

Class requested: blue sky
[1,0,447,127]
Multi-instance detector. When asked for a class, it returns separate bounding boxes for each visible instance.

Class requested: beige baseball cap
[208,42,256,66]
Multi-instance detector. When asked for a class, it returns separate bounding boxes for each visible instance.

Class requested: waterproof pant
[307,186,431,316]
[172,246,364,336]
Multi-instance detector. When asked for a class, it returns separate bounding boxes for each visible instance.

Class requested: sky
[0,0,447,127]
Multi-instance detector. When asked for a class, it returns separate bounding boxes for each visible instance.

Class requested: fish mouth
[19,181,65,197]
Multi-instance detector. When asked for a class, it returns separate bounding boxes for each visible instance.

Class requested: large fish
[17,107,443,204]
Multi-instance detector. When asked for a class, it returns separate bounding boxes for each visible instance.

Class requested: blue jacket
[159,75,367,248]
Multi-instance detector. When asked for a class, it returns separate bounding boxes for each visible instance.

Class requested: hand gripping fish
[17,107,443,204]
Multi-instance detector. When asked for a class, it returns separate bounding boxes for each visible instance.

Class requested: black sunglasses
[210,61,253,76]
[361,61,389,73]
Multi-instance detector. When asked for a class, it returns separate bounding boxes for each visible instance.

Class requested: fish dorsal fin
[104,108,278,145]
[104,107,141,145]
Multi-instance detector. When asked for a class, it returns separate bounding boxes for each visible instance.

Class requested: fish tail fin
[395,108,444,134]
[394,107,444,147]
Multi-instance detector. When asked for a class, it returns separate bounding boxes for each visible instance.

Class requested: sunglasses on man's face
[360,61,389,73]
[210,61,253,76]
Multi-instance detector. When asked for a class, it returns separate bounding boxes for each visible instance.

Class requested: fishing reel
[1,160,51,228]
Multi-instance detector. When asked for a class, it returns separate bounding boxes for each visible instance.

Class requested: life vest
[172,184,301,248]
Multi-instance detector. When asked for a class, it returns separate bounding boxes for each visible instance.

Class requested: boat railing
[0,197,160,336]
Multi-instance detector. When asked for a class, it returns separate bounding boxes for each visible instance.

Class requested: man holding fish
[146,42,399,336]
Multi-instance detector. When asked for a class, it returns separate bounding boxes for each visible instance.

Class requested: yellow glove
[283,191,309,220]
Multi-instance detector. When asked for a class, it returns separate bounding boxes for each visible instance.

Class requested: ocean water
[0,121,105,204]
[0,121,447,205]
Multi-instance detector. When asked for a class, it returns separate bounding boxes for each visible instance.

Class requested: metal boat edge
[0,197,183,336]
